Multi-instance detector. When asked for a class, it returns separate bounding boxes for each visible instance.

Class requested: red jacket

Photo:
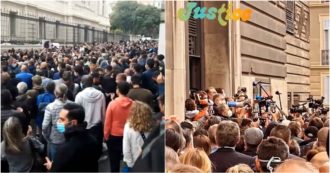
[104,96,133,140]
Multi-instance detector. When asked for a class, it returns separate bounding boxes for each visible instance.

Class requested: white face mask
[111,62,116,67]
[227,110,233,117]
[126,76,131,83]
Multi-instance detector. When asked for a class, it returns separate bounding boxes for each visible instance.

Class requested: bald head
[317,127,329,148]
[21,65,27,71]
[275,159,318,173]
[40,62,48,69]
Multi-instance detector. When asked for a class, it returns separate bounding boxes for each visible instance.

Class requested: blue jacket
[16,72,33,89]
[37,92,56,107]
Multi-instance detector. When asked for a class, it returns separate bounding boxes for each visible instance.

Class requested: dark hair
[62,103,85,124]
[182,129,193,148]
[74,65,84,76]
[309,117,323,130]
[193,129,208,137]
[45,81,56,93]
[166,128,182,152]
[241,118,252,127]
[257,137,289,172]
[270,125,291,144]
[117,81,130,96]
[62,71,73,82]
[180,121,194,130]
[132,63,142,73]
[157,54,164,61]
[288,121,301,138]
[1,89,13,106]
[185,99,196,111]
[131,75,142,86]
[264,122,279,139]
[146,58,154,69]
[193,134,211,155]
[81,75,93,87]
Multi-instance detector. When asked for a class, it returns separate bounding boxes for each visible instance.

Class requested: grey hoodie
[75,87,106,129]
[42,99,72,144]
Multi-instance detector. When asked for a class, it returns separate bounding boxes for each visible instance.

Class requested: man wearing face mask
[44,103,101,172]
[216,103,233,120]
[8,58,20,75]
[42,84,72,161]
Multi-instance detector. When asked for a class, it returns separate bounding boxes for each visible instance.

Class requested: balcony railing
[322,50,329,65]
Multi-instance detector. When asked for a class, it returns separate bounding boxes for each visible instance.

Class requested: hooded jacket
[104,96,133,140]
[50,122,100,172]
[75,87,106,129]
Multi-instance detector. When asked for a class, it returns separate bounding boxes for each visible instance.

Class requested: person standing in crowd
[16,65,33,89]
[2,72,19,99]
[141,59,158,95]
[1,117,44,172]
[300,126,319,156]
[209,121,255,172]
[1,89,29,139]
[42,84,71,161]
[123,101,153,169]
[104,81,133,172]
[75,75,105,148]
[43,103,101,172]
[255,137,289,173]
[179,148,212,173]
[36,81,56,135]
[270,125,302,159]
[275,159,319,173]
[243,127,264,157]
[127,75,153,108]
[8,58,20,75]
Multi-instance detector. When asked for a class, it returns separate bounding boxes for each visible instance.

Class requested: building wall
[1,0,110,30]
[202,1,231,93]
[239,1,288,113]
[284,1,311,104]
[309,2,330,105]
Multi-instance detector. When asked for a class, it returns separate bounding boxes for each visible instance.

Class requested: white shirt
[123,122,150,167]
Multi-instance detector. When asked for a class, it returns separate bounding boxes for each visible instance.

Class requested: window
[323,76,330,105]
[286,1,295,34]
[322,19,329,65]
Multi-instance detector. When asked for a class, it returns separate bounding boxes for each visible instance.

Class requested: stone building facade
[309,1,329,106]
[1,0,111,43]
[165,1,315,121]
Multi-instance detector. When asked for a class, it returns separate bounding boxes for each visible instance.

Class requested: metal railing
[322,50,329,65]
[1,12,131,44]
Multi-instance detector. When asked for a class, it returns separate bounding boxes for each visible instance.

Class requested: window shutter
[286,1,295,34]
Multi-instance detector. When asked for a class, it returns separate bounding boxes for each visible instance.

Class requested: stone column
[202,1,230,94]
[165,1,189,122]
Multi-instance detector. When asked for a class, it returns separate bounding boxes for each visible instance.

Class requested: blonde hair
[128,101,153,133]
[179,148,212,173]
[165,146,180,169]
[3,117,25,153]
[226,164,254,173]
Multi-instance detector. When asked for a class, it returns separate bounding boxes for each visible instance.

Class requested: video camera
[289,104,308,114]
[306,95,329,115]
[307,96,324,109]
[255,96,276,113]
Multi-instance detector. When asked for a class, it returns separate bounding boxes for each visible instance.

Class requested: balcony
[322,50,329,65]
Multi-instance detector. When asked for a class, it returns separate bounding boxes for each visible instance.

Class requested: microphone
[253,80,261,86]
[275,91,281,95]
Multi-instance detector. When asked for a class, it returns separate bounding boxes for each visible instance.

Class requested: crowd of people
[1,40,165,172]
[166,86,329,173]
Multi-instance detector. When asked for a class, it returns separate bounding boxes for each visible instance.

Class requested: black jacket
[51,122,101,172]
[209,147,255,172]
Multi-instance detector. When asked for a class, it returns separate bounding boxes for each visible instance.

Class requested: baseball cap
[305,126,318,139]
[244,127,264,145]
